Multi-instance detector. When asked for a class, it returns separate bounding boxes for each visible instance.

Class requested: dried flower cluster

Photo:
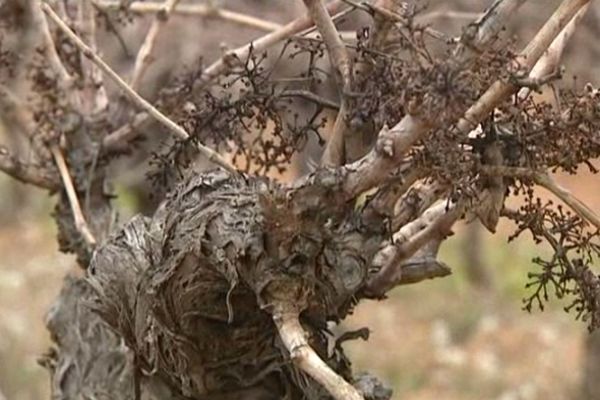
[0,1,598,399]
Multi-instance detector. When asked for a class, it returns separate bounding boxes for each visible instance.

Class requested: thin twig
[279,90,339,110]
[273,309,364,400]
[102,112,150,150]
[102,0,345,151]
[482,166,600,230]
[50,145,97,246]
[366,1,454,42]
[201,0,345,85]
[536,173,600,231]
[94,0,283,32]
[129,0,181,91]
[42,2,237,174]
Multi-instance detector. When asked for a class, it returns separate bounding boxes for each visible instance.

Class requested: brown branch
[361,166,424,221]
[396,246,451,285]
[536,173,600,231]
[50,145,97,246]
[201,1,345,85]
[392,180,447,231]
[273,309,364,400]
[30,0,74,93]
[454,0,529,58]
[102,112,150,151]
[349,0,589,236]
[336,0,532,199]
[303,0,351,90]
[42,3,237,174]
[79,0,109,114]
[366,1,454,42]
[366,200,460,296]
[321,0,409,168]
[280,90,340,110]
[365,238,451,294]
[518,3,589,99]
[512,67,564,92]
[341,116,430,198]
[482,166,600,230]
[94,0,284,32]
[304,0,353,168]
[102,0,346,152]
[0,145,58,189]
[129,0,181,91]
[456,0,591,134]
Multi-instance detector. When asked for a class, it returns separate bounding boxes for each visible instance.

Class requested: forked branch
[366,200,460,296]
[94,0,283,32]
[518,2,589,98]
[201,0,345,84]
[42,3,237,174]
[482,166,600,230]
[273,309,364,400]
[102,0,346,151]
[340,0,588,199]
[129,0,181,91]
[456,0,591,134]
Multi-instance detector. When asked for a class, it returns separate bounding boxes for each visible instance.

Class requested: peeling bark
[87,169,391,399]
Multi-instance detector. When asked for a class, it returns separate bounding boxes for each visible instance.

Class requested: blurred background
[0,1,599,399]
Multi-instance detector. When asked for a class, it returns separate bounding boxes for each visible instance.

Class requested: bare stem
[78,0,109,113]
[456,0,591,134]
[454,0,529,58]
[94,0,283,32]
[30,0,74,93]
[273,310,364,400]
[481,166,600,230]
[366,200,460,295]
[303,0,352,167]
[102,112,150,151]
[50,145,97,246]
[201,0,345,85]
[343,1,528,193]
[102,0,345,151]
[303,0,351,90]
[535,173,600,231]
[518,3,589,99]
[340,0,586,200]
[129,0,181,91]
[42,2,236,174]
